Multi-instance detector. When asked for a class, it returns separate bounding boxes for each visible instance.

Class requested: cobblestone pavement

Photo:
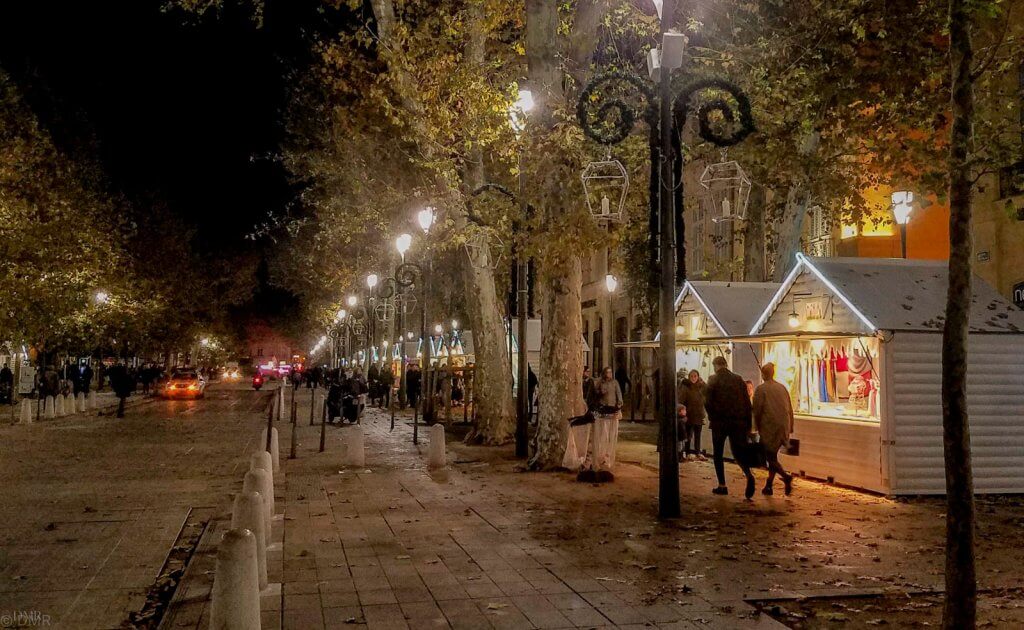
[0,382,271,629]
[6,385,1023,629]
[165,390,1024,629]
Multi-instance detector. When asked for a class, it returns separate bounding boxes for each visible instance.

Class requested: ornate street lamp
[892,190,915,258]
[576,0,754,518]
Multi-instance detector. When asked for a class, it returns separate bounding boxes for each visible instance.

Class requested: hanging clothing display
[763,338,880,422]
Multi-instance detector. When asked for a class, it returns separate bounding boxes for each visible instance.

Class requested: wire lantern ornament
[374,299,396,323]
[700,152,751,224]
[394,292,418,315]
[464,230,505,271]
[582,158,629,225]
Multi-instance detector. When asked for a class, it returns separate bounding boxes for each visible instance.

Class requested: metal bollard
[231,491,268,591]
[209,528,261,630]
[289,398,297,460]
[319,396,327,453]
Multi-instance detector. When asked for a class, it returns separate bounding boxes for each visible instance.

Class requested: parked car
[162,369,206,399]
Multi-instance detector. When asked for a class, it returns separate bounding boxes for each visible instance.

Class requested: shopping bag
[745,434,768,468]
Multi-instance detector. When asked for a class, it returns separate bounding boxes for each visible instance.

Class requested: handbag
[745,433,768,468]
[783,438,800,456]
[570,411,595,427]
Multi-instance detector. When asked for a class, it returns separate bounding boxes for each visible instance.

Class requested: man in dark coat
[0,362,13,404]
[406,364,422,410]
[107,362,132,418]
[81,363,94,395]
[703,356,756,498]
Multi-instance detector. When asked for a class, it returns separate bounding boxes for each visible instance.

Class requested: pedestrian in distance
[614,364,630,398]
[406,364,422,410]
[582,366,596,411]
[81,362,94,395]
[590,367,623,482]
[108,362,133,418]
[704,356,757,499]
[678,369,707,461]
[0,362,13,404]
[752,362,795,496]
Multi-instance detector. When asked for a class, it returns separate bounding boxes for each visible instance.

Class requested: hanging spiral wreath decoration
[576,71,657,146]
[672,78,755,148]
[395,262,422,290]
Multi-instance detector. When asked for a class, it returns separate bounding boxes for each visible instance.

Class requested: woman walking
[679,369,707,460]
[752,362,795,495]
[591,367,623,481]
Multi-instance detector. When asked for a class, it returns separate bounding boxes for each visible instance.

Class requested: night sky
[0,0,346,321]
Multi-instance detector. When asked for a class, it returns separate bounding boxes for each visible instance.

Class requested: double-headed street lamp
[576,0,754,518]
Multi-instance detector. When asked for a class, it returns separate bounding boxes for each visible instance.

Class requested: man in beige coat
[752,363,795,496]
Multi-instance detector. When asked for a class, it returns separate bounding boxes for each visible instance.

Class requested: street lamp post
[416,208,436,425]
[605,274,618,375]
[511,88,533,459]
[576,0,754,519]
[892,191,914,259]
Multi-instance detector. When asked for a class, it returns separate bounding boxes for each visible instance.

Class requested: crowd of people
[678,356,795,499]
[567,356,796,499]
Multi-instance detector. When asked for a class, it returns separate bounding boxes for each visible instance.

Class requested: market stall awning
[614,338,741,349]
[696,331,881,344]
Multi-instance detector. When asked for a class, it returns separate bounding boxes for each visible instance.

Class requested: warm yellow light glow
[675,324,685,336]
[788,313,801,328]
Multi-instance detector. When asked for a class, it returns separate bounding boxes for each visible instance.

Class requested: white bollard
[55,393,65,417]
[63,394,74,415]
[209,528,261,630]
[231,491,268,591]
[88,391,97,410]
[244,465,273,542]
[44,396,55,419]
[345,425,365,467]
[76,392,86,412]
[19,400,32,425]
[260,427,280,473]
[428,424,446,470]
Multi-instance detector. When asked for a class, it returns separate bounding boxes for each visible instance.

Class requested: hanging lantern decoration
[581,159,629,225]
[700,155,751,224]
[464,230,505,270]
[374,299,396,323]
[394,292,418,315]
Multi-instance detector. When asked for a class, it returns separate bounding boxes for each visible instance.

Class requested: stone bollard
[244,465,273,543]
[87,391,97,410]
[64,393,75,415]
[260,427,280,473]
[55,393,65,417]
[231,491,268,591]
[19,399,33,425]
[209,528,261,630]
[428,424,446,469]
[44,396,55,419]
[76,392,86,413]
[345,425,365,467]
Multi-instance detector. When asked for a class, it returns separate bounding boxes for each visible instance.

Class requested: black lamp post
[575,0,754,518]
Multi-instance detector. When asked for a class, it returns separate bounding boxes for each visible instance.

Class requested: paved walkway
[164,390,1024,630]
[0,383,269,629]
